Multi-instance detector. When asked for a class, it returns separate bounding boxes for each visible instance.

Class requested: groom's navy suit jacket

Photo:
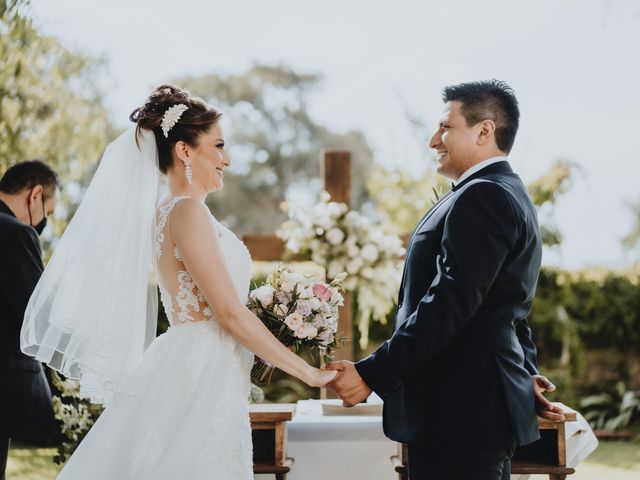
[355,161,542,448]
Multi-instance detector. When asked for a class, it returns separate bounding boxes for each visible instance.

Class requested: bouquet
[247,265,347,384]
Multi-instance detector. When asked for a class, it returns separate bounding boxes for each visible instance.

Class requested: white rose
[326,227,345,245]
[312,314,325,328]
[281,280,295,294]
[303,323,318,339]
[294,325,307,339]
[285,312,304,331]
[309,297,322,311]
[318,328,334,346]
[297,286,314,299]
[252,285,275,307]
[284,271,305,284]
[296,300,312,317]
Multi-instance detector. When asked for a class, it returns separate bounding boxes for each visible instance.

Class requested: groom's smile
[430,100,492,181]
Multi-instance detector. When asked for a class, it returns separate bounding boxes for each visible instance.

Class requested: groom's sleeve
[355,181,520,397]
[516,318,539,376]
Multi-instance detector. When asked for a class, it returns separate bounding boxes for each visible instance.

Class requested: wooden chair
[391,403,578,480]
[250,404,295,480]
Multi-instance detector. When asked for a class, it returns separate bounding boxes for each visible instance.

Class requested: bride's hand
[305,366,338,387]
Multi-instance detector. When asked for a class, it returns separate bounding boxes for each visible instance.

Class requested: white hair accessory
[160,104,188,138]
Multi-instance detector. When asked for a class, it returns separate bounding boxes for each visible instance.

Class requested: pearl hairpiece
[160,104,188,138]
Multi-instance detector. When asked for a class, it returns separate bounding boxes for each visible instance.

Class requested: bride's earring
[185,164,193,185]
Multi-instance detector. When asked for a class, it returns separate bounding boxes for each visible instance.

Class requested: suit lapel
[397,189,455,304]
[410,190,454,240]
[395,161,513,308]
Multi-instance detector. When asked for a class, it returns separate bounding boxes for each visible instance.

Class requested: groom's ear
[476,119,496,146]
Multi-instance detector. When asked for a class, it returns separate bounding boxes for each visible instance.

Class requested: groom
[327,80,565,479]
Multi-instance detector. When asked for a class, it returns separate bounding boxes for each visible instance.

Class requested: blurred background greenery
[2,1,640,475]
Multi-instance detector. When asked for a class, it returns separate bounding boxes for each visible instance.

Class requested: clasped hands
[324,361,372,407]
[324,362,566,423]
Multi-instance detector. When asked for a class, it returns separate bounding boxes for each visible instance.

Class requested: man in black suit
[0,160,60,480]
[328,80,565,479]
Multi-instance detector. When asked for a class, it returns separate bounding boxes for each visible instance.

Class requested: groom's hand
[325,361,372,407]
[532,375,565,422]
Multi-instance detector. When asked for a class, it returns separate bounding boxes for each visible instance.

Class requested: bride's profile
[20,84,337,479]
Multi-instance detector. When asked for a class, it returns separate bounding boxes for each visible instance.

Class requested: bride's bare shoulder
[169,198,213,232]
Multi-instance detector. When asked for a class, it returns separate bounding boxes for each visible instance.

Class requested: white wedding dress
[57,196,255,479]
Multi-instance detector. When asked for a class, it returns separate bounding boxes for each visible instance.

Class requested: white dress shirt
[454,156,508,186]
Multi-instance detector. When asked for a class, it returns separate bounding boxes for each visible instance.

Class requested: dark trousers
[408,441,517,480]
[0,434,8,480]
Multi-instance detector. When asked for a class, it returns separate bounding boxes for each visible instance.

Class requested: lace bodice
[154,196,252,326]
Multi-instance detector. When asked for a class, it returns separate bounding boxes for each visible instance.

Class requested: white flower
[347,243,360,257]
[295,323,318,339]
[306,323,319,339]
[276,291,292,304]
[160,104,189,138]
[346,257,363,275]
[285,312,304,331]
[327,260,345,280]
[318,328,334,346]
[326,227,345,245]
[309,297,322,311]
[361,267,375,279]
[281,280,295,294]
[296,300,312,317]
[360,244,380,263]
[251,285,275,307]
[297,285,314,299]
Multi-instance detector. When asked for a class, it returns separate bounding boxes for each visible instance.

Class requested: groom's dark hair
[442,80,519,154]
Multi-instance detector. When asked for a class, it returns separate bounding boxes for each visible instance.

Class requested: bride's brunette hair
[129,84,222,173]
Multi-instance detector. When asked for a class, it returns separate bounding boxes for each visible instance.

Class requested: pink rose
[312,283,332,302]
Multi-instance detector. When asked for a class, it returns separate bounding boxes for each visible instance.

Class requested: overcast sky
[30,0,640,269]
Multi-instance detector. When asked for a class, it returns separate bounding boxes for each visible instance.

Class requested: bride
[20,84,337,479]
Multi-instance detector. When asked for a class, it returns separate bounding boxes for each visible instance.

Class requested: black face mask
[28,191,47,236]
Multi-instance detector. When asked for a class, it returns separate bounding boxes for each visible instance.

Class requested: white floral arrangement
[247,265,346,383]
[277,192,406,348]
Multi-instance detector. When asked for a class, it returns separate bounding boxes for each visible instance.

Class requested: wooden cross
[242,151,355,362]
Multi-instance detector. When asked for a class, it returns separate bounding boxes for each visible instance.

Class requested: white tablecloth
[255,397,397,480]
[255,399,599,480]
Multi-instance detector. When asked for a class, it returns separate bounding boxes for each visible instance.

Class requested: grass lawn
[6,440,640,479]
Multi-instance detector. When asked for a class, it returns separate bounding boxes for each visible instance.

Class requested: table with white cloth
[254,397,396,480]
[253,399,598,480]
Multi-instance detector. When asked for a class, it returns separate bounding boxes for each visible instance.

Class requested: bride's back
[155,196,215,326]
[154,196,252,327]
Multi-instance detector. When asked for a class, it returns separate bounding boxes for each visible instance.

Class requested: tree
[175,64,374,234]
[527,160,575,247]
[0,0,113,243]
